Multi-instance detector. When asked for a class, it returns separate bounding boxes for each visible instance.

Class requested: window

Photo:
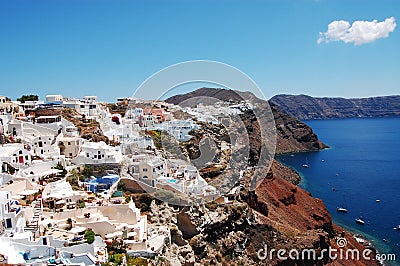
[69,153,73,157]
[143,168,148,172]
[143,176,148,179]
[86,153,89,157]
[68,142,71,145]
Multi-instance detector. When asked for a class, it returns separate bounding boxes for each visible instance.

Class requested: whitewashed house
[41,199,150,253]
[0,190,23,232]
[45,94,63,103]
[0,143,32,168]
[42,180,86,207]
[128,155,165,187]
[63,96,100,119]
[7,119,58,142]
[17,100,44,112]
[159,119,199,141]
[125,107,143,123]
[31,135,60,159]
[72,141,123,165]
[18,161,64,184]
[156,163,218,198]
[142,114,155,128]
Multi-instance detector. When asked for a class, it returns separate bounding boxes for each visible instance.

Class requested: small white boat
[337,207,348,213]
[321,159,325,162]
[303,158,310,168]
[376,199,381,202]
[393,225,400,230]
[355,218,365,225]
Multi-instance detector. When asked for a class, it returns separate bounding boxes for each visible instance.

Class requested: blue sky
[0,0,399,101]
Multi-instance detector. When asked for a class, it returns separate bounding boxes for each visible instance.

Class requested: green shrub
[84,228,95,244]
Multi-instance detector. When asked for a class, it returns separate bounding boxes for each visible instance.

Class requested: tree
[84,228,95,244]
[81,165,94,180]
[17,94,39,103]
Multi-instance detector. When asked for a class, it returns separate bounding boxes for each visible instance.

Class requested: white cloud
[318,17,396,45]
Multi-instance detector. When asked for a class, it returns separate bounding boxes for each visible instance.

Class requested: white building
[72,141,123,165]
[63,96,100,119]
[156,164,218,198]
[128,155,166,187]
[41,200,150,253]
[125,107,143,122]
[17,100,44,112]
[159,119,199,141]
[42,179,86,206]
[31,135,60,159]
[18,161,63,184]
[0,190,23,232]
[0,143,32,168]
[45,94,63,103]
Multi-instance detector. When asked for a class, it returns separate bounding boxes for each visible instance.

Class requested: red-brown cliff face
[152,88,380,265]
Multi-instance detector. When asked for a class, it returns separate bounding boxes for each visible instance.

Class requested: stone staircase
[25,200,42,233]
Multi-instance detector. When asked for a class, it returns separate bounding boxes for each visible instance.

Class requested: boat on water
[355,218,365,225]
[321,159,325,162]
[393,225,400,230]
[302,157,309,168]
[375,199,381,202]
[337,207,348,213]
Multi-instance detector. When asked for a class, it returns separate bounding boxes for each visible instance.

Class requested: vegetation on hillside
[17,94,38,103]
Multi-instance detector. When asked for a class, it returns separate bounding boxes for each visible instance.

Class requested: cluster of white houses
[0,93,225,265]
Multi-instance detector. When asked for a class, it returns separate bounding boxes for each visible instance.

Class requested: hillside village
[0,93,252,265]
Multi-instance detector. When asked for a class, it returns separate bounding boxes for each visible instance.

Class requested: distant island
[270,94,400,120]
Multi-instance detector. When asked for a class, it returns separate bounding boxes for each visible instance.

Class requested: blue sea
[277,117,400,265]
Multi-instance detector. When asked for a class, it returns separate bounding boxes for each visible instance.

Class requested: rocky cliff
[166,87,328,155]
[154,88,377,265]
[270,94,400,120]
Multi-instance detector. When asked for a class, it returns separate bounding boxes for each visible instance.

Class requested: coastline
[276,154,397,266]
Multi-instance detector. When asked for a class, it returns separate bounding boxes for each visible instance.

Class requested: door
[5,218,12,228]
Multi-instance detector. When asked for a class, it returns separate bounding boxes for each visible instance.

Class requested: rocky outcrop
[138,88,379,265]
[166,87,329,155]
[270,94,400,120]
[272,105,328,154]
